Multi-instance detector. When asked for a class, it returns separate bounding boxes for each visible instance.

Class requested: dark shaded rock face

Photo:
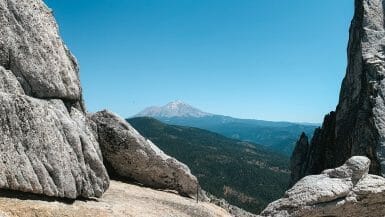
[290,133,309,186]
[291,0,385,184]
[0,0,110,198]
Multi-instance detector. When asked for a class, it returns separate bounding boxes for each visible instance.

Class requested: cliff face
[290,133,309,186]
[291,0,385,184]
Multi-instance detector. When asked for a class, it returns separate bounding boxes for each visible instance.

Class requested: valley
[128,117,290,213]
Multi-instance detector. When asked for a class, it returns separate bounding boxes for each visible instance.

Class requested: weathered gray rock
[91,110,202,198]
[0,94,109,198]
[0,66,24,95]
[261,156,385,217]
[0,0,81,100]
[291,0,385,183]
[291,112,337,184]
[0,0,110,198]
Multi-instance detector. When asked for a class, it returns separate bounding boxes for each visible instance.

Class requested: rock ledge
[261,156,385,217]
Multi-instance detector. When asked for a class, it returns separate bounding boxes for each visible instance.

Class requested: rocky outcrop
[0,0,109,198]
[0,1,238,216]
[0,95,109,198]
[0,180,231,217]
[289,133,309,186]
[0,0,224,205]
[91,110,202,198]
[291,0,385,183]
[0,0,81,101]
[261,156,385,217]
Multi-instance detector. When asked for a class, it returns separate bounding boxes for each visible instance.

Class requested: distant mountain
[127,117,290,214]
[135,101,318,155]
[136,100,212,118]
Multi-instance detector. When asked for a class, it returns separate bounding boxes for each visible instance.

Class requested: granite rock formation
[0,1,240,216]
[91,110,203,198]
[261,156,385,217]
[0,0,109,198]
[0,0,81,101]
[291,0,385,184]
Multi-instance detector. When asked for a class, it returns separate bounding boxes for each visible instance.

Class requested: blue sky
[45,0,353,123]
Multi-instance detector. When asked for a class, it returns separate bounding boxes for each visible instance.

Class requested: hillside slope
[127,117,290,214]
[157,115,317,155]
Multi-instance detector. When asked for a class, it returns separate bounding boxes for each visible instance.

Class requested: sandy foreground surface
[0,180,231,217]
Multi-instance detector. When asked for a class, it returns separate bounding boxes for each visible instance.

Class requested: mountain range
[127,117,290,214]
[134,101,318,155]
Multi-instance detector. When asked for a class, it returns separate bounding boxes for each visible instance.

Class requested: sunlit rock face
[291,0,385,184]
[0,0,209,201]
[0,0,82,101]
[90,110,203,198]
[0,0,109,198]
[262,156,385,217]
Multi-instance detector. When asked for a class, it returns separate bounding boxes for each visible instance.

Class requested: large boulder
[90,110,202,198]
[0,94,109,198]
[261,156,385,217]
[0,0,81,100]
[291,0,385,183]
[0,0,109,198]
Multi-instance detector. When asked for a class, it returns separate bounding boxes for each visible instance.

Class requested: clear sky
[44,0,353,123]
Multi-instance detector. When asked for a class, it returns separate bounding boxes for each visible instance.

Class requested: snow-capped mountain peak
[136,101,212,118]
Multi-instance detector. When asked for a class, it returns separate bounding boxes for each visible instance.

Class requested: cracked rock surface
[261,156,385,217]
[291,0,385,184]
[0,0,109,199]
[90,110,203,198]
[0,0,81,99]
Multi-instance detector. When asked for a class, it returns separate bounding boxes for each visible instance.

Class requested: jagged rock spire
[291,0,385,183]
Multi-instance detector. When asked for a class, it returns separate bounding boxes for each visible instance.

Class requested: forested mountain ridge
[127,117,290,214]
[135,101,318,155]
